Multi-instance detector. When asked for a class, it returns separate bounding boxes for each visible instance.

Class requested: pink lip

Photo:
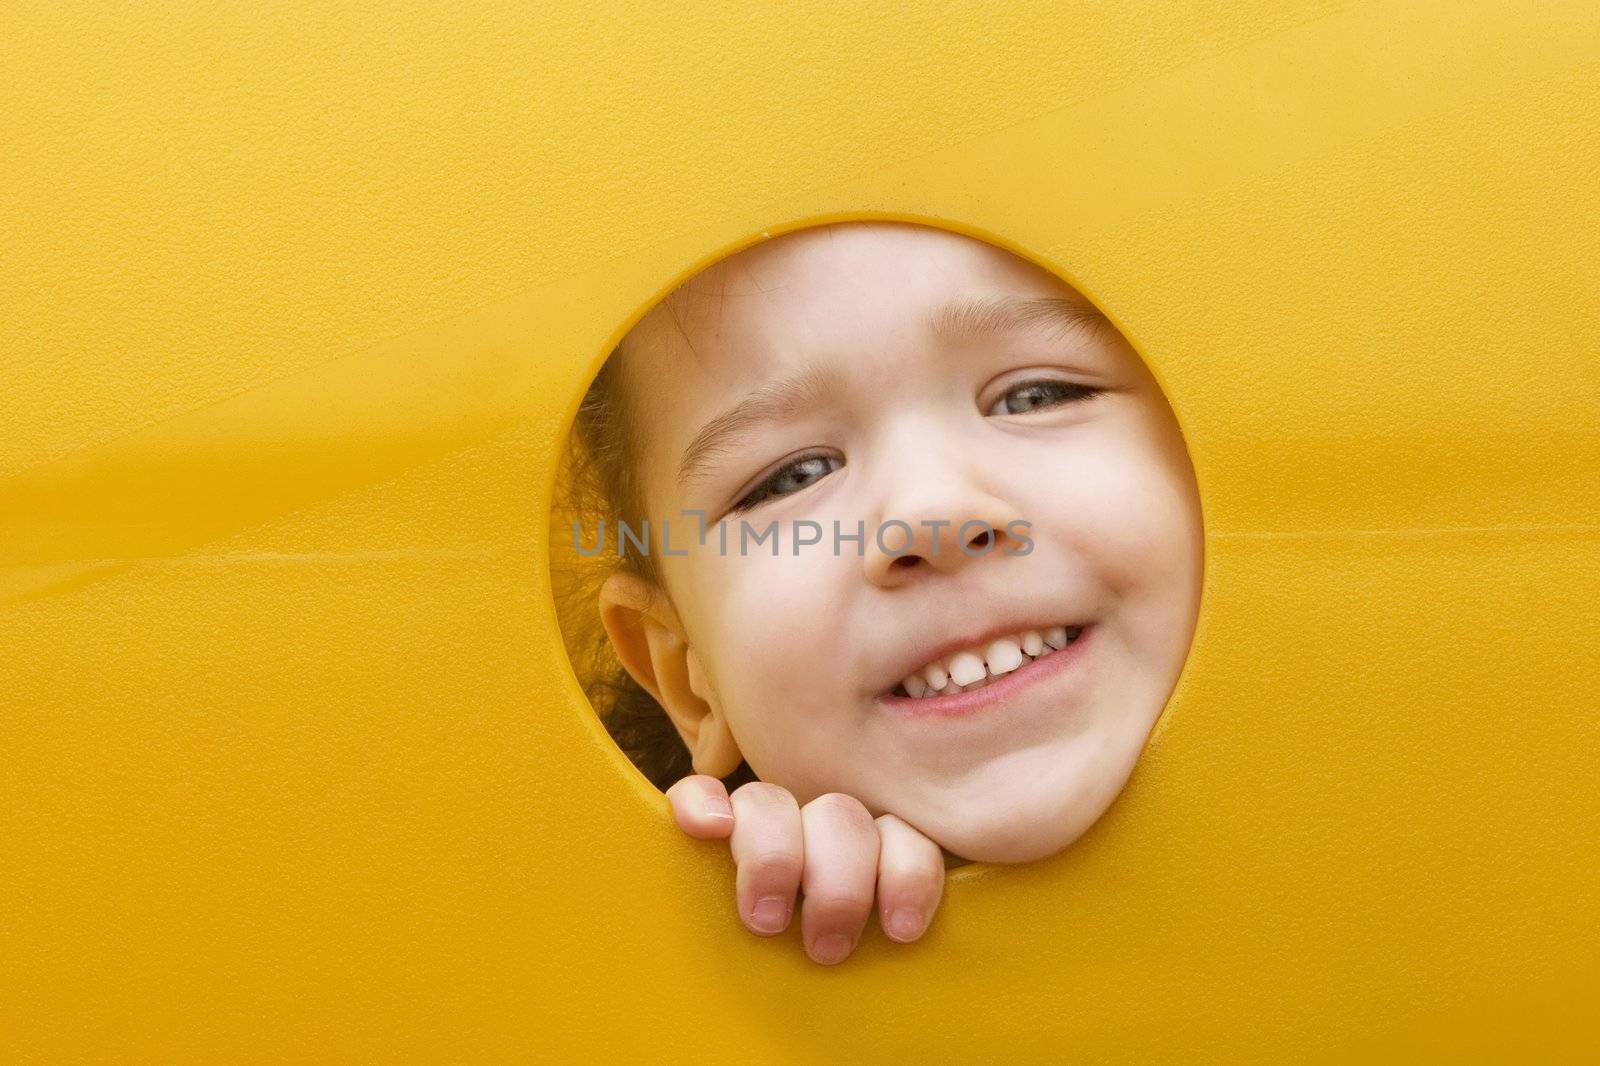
[875,624,1094,718]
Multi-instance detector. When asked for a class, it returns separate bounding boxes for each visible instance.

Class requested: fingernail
[809,933,852,965]
[703,796,734,822]
[885,909,926,942]
[751,896,790,934]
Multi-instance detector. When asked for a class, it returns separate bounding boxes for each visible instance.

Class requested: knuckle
[732,781,794,808]
[745,849,803,882]
[804,891,875,920]
[668,776,710,805]
[877,828,945,903]
[880,835,937,869]
[874,812,910,832]
[880,859,943,901]
[875,815,942,858]
[806,792,873,829]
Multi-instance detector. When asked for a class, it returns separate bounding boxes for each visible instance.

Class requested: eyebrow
[675,294,1109,490]
[929,293,1108,345]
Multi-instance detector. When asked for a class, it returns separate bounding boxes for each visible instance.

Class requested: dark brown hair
[557,336,759,795]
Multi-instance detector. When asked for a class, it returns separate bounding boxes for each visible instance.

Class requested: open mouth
[887,624,1086,699]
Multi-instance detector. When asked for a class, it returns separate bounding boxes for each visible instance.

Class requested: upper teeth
[899,626,1081,698]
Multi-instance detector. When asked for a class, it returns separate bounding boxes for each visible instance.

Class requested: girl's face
[603,221,1203,864]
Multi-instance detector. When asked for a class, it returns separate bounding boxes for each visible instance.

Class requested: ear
[597,571,744,779]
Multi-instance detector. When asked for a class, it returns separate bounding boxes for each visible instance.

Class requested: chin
[937,817,1083,866]
[925,773,1123,865]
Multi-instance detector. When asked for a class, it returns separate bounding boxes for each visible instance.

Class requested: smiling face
[597,221,1203,864]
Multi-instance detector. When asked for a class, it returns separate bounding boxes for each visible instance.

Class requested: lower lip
[875,625,1094,719]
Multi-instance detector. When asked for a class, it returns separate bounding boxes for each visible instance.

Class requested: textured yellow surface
[4,1,1598,1061]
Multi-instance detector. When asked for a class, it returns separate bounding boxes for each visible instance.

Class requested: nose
[861,444,1029,587]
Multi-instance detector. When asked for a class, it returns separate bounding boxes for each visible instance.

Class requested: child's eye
[726,380,1098,515]
[731,453,842,514]
[987,378,1103,417]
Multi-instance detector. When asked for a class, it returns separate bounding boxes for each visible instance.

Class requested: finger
[797,793,880,965]
[665,775,735,839]
[728,782,804,937]
[873,814,945,944]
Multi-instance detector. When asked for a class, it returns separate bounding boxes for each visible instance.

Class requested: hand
[666,774,947,966]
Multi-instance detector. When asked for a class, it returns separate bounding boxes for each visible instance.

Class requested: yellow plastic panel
[4,1,1598,1061]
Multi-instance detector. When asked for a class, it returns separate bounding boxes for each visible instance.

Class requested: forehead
[648,222,1055,361]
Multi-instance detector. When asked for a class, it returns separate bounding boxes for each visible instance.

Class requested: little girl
[560,220,1204,966]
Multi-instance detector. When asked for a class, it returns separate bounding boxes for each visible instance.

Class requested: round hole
[551,217,1204,871]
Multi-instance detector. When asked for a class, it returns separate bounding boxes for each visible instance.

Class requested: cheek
[702,557,859,760]
[1039,427,1202,603]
